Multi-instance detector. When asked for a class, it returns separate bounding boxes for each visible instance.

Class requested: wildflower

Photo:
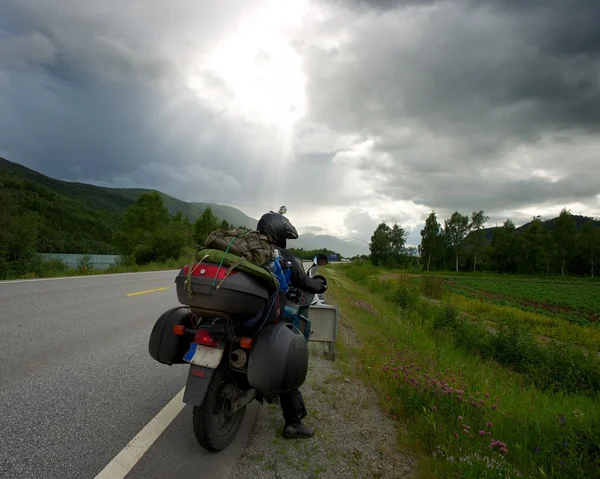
[491,404,498,410]
[454,432,459,438]
[479,430,486,436]
[458,416,463,421]
[487,421,493,428]
[485,393,490,398]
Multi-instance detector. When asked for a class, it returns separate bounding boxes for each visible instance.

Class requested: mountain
[0,158,257,228]
[288,234,369,258]
[0,157,369,255]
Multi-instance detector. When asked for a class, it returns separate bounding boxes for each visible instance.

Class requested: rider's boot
[282,421,314,439]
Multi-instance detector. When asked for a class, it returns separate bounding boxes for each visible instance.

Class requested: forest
[369,209,600,277]
[0,169,341,279]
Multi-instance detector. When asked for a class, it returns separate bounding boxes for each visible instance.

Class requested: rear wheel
[192,362,247,452]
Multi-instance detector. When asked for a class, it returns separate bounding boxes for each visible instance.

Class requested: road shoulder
[229,323,416,478]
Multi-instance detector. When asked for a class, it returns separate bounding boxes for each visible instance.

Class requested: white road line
[0,270,180,284]
[94,387,186,479]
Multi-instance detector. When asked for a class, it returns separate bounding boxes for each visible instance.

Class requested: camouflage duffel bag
[204,228,274,267]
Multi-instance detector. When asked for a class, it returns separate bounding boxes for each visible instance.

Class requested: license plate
[183,343,224,369]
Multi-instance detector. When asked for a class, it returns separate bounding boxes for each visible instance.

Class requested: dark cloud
[299,0,600,226]
[1,0,600,244]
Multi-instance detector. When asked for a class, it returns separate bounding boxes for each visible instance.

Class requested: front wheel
[192,362,247,452]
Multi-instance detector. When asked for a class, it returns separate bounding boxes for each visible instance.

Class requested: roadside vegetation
[0,171,343,280]
[322,261,600,479]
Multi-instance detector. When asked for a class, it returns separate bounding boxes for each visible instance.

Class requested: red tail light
[183,264,238,280]
[194,329,220,347]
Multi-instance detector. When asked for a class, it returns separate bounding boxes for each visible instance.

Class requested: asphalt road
[0,271,258,479]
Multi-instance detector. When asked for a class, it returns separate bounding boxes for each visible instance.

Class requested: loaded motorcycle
[148,247,329,452]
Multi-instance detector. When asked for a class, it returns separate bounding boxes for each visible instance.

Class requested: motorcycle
[148,251,329,452]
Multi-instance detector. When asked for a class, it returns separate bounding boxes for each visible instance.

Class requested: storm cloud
[1,0,599,241]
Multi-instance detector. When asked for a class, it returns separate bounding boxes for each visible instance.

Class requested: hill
[0,158,258,228]
[472,215,600,245]
[0,158,370,256]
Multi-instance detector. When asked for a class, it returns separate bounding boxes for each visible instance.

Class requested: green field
[443,276,600,325]
[326,262,600,478]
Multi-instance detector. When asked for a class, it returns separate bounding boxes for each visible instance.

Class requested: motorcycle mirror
[312,254,329,266]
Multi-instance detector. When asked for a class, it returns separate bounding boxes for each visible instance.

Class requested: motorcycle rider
[257,210,327,439]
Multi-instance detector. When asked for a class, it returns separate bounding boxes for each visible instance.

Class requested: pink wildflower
[458,416,463,421]
[487,421,493,428]
[479,430,486,436]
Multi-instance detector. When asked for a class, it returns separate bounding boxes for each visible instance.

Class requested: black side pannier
[149,306,195,365]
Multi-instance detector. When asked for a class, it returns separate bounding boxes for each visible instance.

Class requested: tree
[0,188,39,279]
[389,224,408,260]
[113,192,190,264]
[540,228,555,276]
[114,192,171,258]
[173,211,192,227]
[369,222,409,267]
[193,207,220,246]
[580,220,600,277]
[469,210,489,272]
[444,212,471,272]
[369,223,392,266]
[220,219,230,231]
[489,219,518,273]
[521,216,552,274]
[553,208,577,276]
[419,211,444,271]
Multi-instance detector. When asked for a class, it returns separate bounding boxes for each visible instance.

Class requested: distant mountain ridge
[0,158,370,256]
[473,215,600,245]
[289,233,370,258]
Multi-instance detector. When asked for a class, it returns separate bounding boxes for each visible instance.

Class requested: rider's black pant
[279,388,307,426]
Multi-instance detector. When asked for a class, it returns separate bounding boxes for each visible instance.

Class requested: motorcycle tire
[192,361,247,452]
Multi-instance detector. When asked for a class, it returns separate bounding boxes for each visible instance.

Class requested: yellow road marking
[126,287,171,297]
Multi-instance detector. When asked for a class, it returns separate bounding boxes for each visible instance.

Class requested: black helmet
[257,211,298,248]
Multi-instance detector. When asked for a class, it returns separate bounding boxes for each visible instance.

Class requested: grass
[445,295,600,353]
[322,263,600,479]
[444,276,600,325]
[3,254,192,280]
[350,263,600,354]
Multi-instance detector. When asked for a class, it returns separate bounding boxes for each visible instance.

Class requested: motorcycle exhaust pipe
[230,349,248,369]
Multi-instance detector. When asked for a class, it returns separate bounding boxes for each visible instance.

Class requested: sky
[1,0,599,246]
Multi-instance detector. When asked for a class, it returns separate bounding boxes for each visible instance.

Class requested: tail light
[194,329,220,348]
[173,325,186,336]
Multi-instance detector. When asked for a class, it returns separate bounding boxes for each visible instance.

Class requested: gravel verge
[229,314,415,479]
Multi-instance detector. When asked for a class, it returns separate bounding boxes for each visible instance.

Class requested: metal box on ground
[306,304,338,342]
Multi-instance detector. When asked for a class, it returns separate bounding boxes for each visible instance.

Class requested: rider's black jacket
[279,247,327,294]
